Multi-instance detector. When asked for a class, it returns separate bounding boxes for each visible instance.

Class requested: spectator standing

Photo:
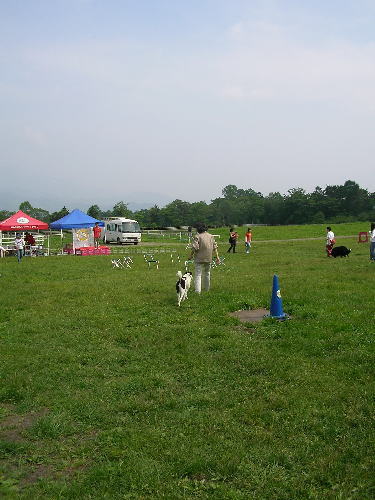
[227,228,238,253]
[188,223,220,293]
[14,233,25,263]
[245,228,252,254]
[93,222,102,249]
[369,222,375,261]
[326,226,335,257]
[25,232,36,246]
[24,231,36,256]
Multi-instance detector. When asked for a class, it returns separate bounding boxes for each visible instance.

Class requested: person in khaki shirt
[188,223,220,293]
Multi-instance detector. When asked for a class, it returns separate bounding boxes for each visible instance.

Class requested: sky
[1,0,374,212]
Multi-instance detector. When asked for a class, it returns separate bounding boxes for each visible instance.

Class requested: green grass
[32,221,370,250]
[142,222,369,244]
[0,230,374,498]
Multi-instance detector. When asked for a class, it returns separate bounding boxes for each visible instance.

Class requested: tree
[264,192,284,225]
[31,207,50,222]
[0,210,12,221]
[210,198,235,226]
[18,201,50,222]
[190,201,211,226]
[163,200,192,227]
[87,205,102,219]
[283,188,310,224]
[112,201,130,218]
[50,206,69,222]
[148,205,163,227]
[19,201,33,213]
[222,185,245,200]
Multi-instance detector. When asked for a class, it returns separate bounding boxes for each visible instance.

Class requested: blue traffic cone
[265,274,289,320]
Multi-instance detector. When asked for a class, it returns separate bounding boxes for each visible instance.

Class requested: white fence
[142,230,221,240]
[0,231,48,256]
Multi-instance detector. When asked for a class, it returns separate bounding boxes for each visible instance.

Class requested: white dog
[176,271,192,307]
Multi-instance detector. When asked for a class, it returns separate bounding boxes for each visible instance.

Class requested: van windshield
[121,222,140,233]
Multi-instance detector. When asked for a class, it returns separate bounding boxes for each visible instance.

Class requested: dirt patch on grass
[0,408,49,442]
[19,464,55,487]
[230,308,269,323]
[233,325,257,334]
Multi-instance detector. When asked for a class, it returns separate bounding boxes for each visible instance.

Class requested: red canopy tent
[0,210,49,255]
[0,210,48,231]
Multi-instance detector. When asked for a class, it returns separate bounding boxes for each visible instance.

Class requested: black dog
[331,246,351,258]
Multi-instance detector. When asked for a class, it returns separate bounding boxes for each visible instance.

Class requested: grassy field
[141,222,369,244]
[26,221,369,251]
[0,226,374,498]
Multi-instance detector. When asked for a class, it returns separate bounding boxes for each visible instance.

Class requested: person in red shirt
[25,232,36,246]
[245,228,252,254]
[93,222,102,248]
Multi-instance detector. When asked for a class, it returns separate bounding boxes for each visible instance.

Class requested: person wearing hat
[14,233,25,263]
[188,223,220,293]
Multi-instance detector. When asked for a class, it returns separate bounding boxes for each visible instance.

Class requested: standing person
[326,226,335,257]
[227,228,238,253]
[25,232,36,246]
[188,223,220,294]
[24,231,36,256]
[369,222,375,261]
[93,222,102,249]
[245,228,252,254]
[14,233,25,263]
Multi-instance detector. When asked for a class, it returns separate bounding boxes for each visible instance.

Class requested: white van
[102,218,141,245]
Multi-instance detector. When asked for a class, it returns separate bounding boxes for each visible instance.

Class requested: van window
[122,222,140,233]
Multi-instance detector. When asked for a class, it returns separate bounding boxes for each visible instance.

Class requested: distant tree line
[1,180,374,228]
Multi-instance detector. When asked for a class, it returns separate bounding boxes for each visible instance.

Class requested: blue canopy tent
[50,209,104,229]
[50,209,104,253]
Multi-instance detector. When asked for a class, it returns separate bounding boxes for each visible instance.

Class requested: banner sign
[72,228,94,248]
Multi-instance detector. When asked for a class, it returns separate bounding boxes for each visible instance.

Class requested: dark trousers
[227,243,236,253]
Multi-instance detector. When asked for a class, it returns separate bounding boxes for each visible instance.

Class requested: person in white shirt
[369,222,375,261]
[326,226,335,257]
[14,233,25,263]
